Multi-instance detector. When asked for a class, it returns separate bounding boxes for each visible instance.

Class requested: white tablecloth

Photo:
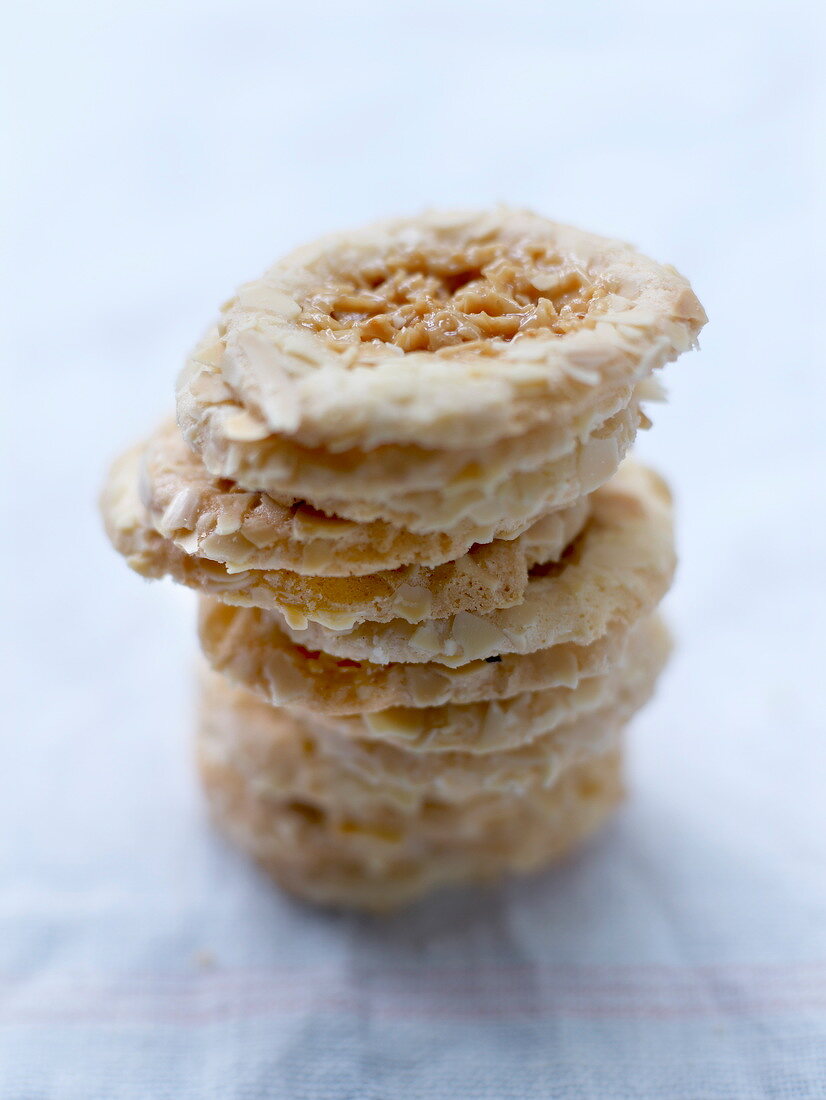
[3,1,825,1095]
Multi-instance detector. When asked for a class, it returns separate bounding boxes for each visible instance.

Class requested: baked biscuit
[312,616,670,755]
[197,599,637,715]
[198,618,666,807]
[142,419,584,574]
[266,460,675,665]
[180,341,645,530]
[198,738,626,910]
[102,434,589,626]
[178,208,704,460]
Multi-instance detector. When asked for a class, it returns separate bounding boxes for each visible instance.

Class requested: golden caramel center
[298,239,600,354]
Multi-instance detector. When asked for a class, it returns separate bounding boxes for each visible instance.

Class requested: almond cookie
[272,460,675,665]
[179,335,644,496]
[198,739,625,910]
[178,207,704,459]
[197,598,635,715]
[141,419,579,575]
[247,403,641,534]
[102,435,589,626]
[198,618,665,808]
[311,616,670,755]
[179,350,643,532]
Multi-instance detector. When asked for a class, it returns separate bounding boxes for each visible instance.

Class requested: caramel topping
[297,238,602,354]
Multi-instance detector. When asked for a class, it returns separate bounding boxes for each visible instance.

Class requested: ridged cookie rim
[276,460,675,665]
[102,437,591,624]
[197,599,637,715]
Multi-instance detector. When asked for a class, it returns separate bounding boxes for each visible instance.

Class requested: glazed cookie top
[188,207,706,452]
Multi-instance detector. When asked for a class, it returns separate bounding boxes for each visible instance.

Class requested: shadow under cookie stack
[102,209,705,909]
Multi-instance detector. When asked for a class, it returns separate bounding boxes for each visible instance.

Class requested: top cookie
[179,207,705,459]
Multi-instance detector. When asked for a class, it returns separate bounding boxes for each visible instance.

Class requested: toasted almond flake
[364,710,425,739]
[237,283,302,318]
[450,611,510,661]
[160,487,202,532]
[617,324,647,342]
[192,341,224,367]
[223,560,254,575]
[230,330,303,428]
[578,434,619,491]
[213,494,255,535]
[222,409,271,442]
[198,533,240,559]
[192,368,233,403]
[593,320,634,346]
[310,609,361,631]
[529,272,565,292]
[505,341,550,362]
[281,331,326,366]
[634,376,668,403]
[176,531,200,555]
[665,321,694,353]
[562,362,601,385]
[338,344,361,368]
[389,584,434,624]
[208,569,249,591]
[614,309,660,330]
[409,621,441,655]
[281,606,309,631]
[292,509,353,540]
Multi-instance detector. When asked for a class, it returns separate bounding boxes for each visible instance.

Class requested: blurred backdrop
[2,2,825,1097]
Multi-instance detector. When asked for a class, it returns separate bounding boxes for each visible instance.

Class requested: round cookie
[254,404,640,533]
[198,736,625,910]
[197,597,636,715]
[141,419,577,575]
[198,619,665,807]
[102,438,589,626]
[274,460,675,665]
[180,207,705,458]
[313,615,670,755]
[179,351,642,532]
[180,332,644,498]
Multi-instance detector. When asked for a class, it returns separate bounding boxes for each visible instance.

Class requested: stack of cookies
[102,209,706,909]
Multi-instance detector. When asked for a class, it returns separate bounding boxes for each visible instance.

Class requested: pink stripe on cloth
[2,962,825,1026]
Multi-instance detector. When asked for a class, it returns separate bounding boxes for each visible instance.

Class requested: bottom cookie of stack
[196,615,668,910]
[198,725,625,910]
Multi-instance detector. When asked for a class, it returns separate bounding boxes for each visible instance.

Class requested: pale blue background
[2,1,825,1096]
